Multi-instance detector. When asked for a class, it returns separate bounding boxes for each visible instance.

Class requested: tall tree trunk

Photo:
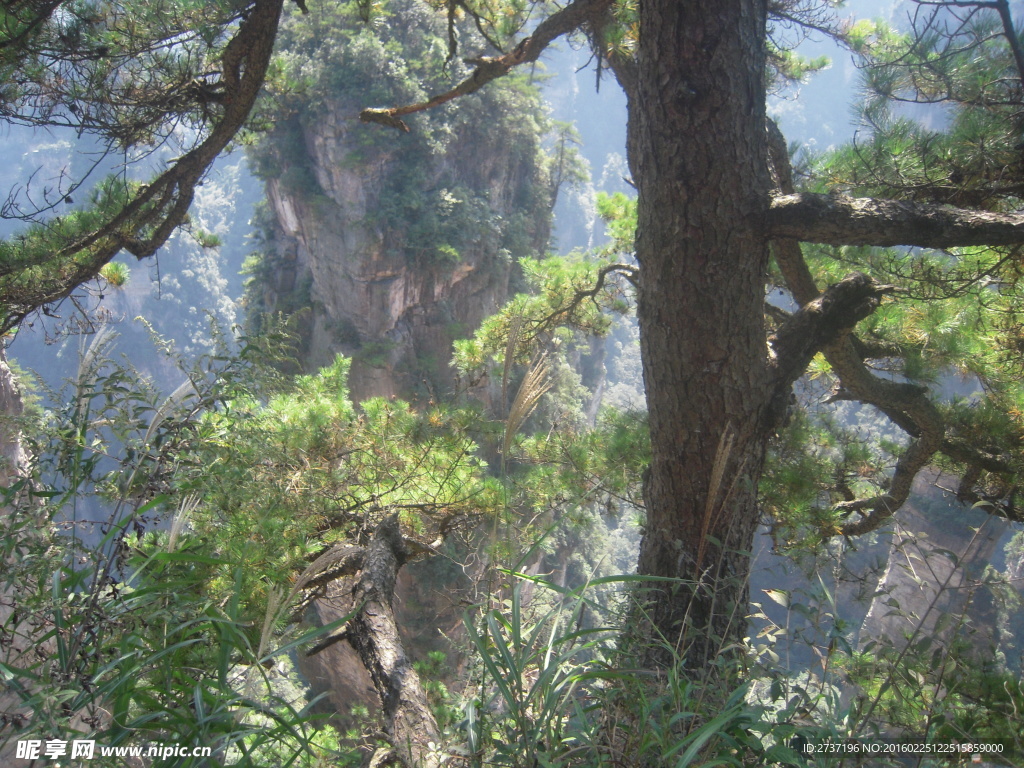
[629,0,773,667]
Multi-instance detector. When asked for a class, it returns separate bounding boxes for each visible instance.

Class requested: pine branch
[768,271,897,406]
[765,118,971,538]
[770,191,1024,248]
[360,0,613,131]
[0,0,285,333]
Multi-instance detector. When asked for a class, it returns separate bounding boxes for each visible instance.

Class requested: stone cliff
[246,0,553,400]
[857,472,1021,664]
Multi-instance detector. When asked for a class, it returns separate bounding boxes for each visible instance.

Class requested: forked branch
[768,271,896,404]
[344,515,444,768]
[0,0,286,333]
[764,118,1020,536]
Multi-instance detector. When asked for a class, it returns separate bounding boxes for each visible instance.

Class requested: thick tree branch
[768,272,895,409]
[940,437,1014,475]
[950,482,1024,523]
[849,335,908,361]
[770,192,1024,248]
[361,0,612,131]
[765,120,968,536]
[766,120,824,305]
[535,262,637,329]
[0,0,285,333]
[940,438,1023,524]
[345,515,443,768]
[826,337,947,535]
[286,544,366,620]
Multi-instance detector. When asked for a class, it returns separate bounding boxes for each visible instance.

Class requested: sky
[769,0,903,149]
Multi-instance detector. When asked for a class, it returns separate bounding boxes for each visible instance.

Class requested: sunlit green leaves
[454,254,633,376]
[594,191,636,258]
[98,261,130,288]
[819,7,1024,210]
[174,353,497,617]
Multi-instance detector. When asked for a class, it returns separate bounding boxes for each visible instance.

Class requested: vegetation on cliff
[246,0,556,265]
[240,0,565,396]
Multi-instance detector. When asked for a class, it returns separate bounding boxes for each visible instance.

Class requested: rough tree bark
[624,0,1024,669]
[344,516,443,768]
[361,0,1024,674]
[241,0,1024,686]
[628,0,773,667]
[770,192,1024,247]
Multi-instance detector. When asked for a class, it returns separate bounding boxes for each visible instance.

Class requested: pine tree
[0,0,291,331]
[374,0,1024,669]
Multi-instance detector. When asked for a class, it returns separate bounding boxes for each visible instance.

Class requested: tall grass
[455,570,816,768]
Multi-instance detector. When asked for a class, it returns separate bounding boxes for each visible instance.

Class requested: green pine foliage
[821,12,1024,210]
[789,10,1024,504]
[0,327,349,764]
[0,0,285,331]
[167,352,501,622]
[0,326,499,760]
[0,0,250,144]
[0,178,141,326]
[453,193,636,376]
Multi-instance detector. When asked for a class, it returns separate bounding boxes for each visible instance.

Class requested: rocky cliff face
[258,138,524,400]
[247,3,552,400]
[857,472,1015,653]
